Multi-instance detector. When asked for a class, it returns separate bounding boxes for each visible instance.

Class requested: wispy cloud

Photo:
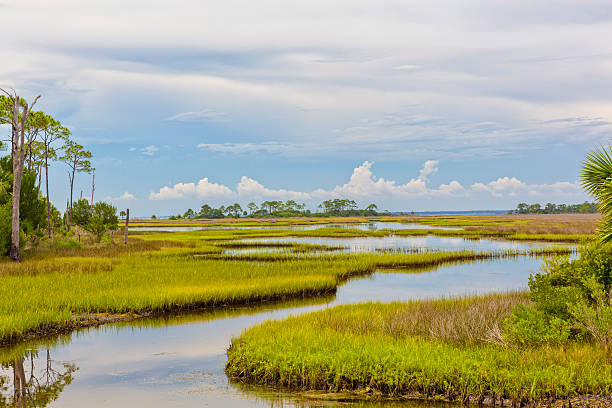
[166,108,226,122]
[197,142,293,154]
[140,145,159,156]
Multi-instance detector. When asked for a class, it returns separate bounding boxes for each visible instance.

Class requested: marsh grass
[0,244,572,345]
[226,293,612,404]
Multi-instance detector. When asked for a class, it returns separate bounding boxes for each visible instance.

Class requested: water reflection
[0,349,77,407]
[233,382,453,408]
[242,235,564,253]
[0,257,551,407]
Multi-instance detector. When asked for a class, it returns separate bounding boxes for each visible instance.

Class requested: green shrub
[83,201,118,242]
[506,242,612,346]
[0,202,12,255]
[72,198,91,226]
[0,202,25,256]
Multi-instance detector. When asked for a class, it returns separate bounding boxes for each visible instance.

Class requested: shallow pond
[0,257,549,407]
[241,235,565,253]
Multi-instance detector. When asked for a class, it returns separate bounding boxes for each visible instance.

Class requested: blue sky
[2,0,611,216]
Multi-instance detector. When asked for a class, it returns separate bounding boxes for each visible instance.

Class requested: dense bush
[72,198,91,226]
[506,242,612,348]
[83,201,118,242]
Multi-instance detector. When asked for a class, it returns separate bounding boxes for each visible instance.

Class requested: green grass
[392,228,589,243]
[0,241,572,345]
[226,294,612,404]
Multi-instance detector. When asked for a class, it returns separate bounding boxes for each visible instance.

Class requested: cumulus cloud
[148,160,579,203]
[237,176,311,200]
[418,160,439,181]
[329,161,428,197]
[150,178,234,200]
[471,177,580,197]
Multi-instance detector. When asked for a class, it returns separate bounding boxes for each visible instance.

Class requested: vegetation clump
[506,242,612,350]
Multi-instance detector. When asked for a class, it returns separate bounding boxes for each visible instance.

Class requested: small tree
[59,140,92,228]
[72,198,91,226]
[247,202,258,216]
[83,201,118,242]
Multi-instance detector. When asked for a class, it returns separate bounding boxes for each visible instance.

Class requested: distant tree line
[509,201,598,214]
[168,199,381,220]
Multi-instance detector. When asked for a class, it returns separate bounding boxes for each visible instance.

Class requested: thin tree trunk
[124,208,129,244]
[13,357,26,407]
[10,121,25,262]
[69,168,75,226]
[10,167,23,261]
[45,145,52,239]
[91,172,95,212]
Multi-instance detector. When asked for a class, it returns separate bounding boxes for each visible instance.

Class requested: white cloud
[148,160,583,203]
[105,191,136,201]
[128,147,136,151]
[141,145,159,156]
[471,177,580,198]
[330,161,428,197]
[198,142,292,154]
[167,109,226,122]
[150,177,234,200]
[418,160,439,181]
[237,176,311,200]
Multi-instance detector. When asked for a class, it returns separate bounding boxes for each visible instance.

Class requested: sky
[1,0,612,216]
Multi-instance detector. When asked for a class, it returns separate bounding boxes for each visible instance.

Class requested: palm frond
[597,214,612,243]
[581,144,612,217]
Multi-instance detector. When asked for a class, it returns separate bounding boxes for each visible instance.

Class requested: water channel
[0,236,567,407]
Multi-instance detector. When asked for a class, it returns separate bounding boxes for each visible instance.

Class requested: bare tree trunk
[65,200,69,230]
[69,168,75,227]
[3,91,40,262]
[45,145,52,238]
[124,208,129,244]
[10,166,23,261]
[13,357,26,408]
[10,104,26,262]
[91,171,95,212]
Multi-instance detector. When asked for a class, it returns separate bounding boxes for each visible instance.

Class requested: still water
[241,235,565,253]
[0,257,549,407]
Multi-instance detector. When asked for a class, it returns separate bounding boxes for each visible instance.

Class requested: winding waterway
[0,253,553,407]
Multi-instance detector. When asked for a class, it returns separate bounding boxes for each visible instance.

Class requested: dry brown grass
[313,292,528,346]
[467,214,600,235]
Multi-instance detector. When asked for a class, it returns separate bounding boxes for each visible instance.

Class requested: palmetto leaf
[581,145,612,241]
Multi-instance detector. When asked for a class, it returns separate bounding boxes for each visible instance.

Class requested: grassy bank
[0,240,572,345]
[226,293,612,406]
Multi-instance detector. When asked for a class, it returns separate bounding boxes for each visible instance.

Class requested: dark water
[0,256,549,407]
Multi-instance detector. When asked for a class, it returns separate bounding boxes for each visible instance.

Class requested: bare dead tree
[0,89,41,262]
[124,208,129,244]
[91,170,95,213]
